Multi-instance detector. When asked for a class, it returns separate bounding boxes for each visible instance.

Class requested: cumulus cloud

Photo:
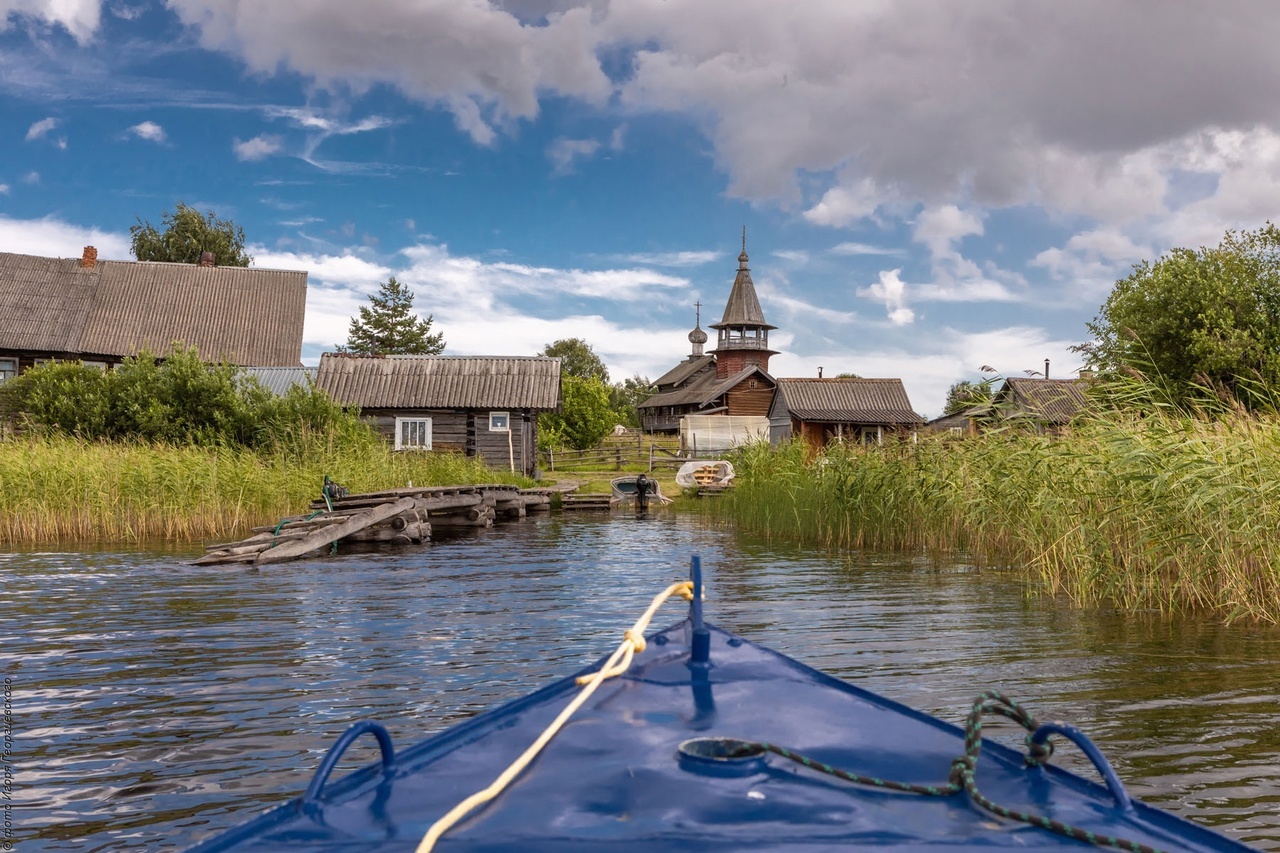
[858,269,915,326]
[234,135,283,161]
[25,116,57,140]
[165,0,611,145]
[0,184,8,195]
[0,0,100,43]
[0,214,130,259]
[127,120,166,142]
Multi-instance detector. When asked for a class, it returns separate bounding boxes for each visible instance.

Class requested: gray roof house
[770,378,923,450]
[993,377,1092,430]
[0,246,307,378]
[314,353,562,476]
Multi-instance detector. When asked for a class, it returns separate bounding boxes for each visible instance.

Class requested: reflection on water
[5,515,1280,850]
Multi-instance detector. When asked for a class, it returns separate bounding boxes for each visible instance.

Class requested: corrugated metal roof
[0,252,307,366]
[241,366,317,396]
[315,354,563,410]
[775,378,922,424]
[999,378,1090,424]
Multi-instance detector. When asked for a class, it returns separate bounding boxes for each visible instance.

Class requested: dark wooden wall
[360,407,540,476]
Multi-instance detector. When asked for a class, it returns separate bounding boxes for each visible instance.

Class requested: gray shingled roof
[0,251,307,366]
[775,378,922,424]
[998,378,1090,424]
[639,365,772,410]
[315,354,563,410]
[711,251,775,330]
[652,354,715,389]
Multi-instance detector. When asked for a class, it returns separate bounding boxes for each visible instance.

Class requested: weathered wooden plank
[256,498,417,565]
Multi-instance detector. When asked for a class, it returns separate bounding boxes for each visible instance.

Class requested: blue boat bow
[185,557,1256,852]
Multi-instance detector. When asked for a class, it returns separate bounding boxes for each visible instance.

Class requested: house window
[0,359,15,381]
[489,411,510,432]
[860,426,882,445]
[394,417,432,451]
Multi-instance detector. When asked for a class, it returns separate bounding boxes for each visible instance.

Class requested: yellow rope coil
[414,580,695,853]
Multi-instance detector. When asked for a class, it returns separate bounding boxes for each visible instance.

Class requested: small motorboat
[674,459,735,489]
[610,475,672,504]
[184,557,1254,853]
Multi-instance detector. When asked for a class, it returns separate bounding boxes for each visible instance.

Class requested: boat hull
[185,620,1253,852]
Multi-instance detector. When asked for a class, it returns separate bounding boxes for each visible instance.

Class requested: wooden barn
[639,235,777,432]
[770,378,923,453]
[0,246,307,379]
[993,377,1091,432]
[314,353,562,476]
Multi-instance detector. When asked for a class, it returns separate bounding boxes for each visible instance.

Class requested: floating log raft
[196,484,561,566]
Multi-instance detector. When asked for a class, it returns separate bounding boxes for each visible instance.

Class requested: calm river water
[8,513,1280,851]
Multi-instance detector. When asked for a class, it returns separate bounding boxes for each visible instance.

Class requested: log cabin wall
[359,407,538,476]
[725,380,776,417]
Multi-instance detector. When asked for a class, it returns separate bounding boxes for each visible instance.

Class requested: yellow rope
[414,580,694,853]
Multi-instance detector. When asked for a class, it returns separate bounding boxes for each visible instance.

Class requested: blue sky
[3,1,1280,416]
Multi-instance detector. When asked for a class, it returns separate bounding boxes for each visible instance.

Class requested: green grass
[712,408,1280,623]
[0,433,525,545]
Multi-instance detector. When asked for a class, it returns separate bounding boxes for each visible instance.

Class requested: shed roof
[241,366,318,396]
[997,378,1091,424]
[638,365,773,411]
[652,354,715,389]
[0,251,307,366]
[315,354,563,410]
[774,378,922,425]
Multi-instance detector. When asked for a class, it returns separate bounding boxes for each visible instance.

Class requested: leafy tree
[1083,224,1280,408]
[539,374,614,449]
[130,202,252,267]
[540,338,609,383]
[609,374,652,428]
[340,277,445,355]
[0,361,111,437]
[942,379,994,415]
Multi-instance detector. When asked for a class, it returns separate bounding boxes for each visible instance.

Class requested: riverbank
[0,435,524,544]
[712,409,1280,623]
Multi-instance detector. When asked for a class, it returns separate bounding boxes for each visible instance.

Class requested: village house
[770,377,923,453]
[313,353,562,476]
[0,246,307,379]
[638,237,777,433]
[992,376,1092,432]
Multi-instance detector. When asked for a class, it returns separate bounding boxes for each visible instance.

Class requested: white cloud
[127,121,166,143]
[547,136,600,175]
[829,241,903,257]
[25,116,57,140]
[0,184,8,195]
[0,214,131,259]
[857,269,915,326]
[621,250,718,267]
[804,178,886,227]
[0,0,100,43]
[166,0,611,145]
[233,135,282,161]
[913,205,983,259]
[22,171,39,184]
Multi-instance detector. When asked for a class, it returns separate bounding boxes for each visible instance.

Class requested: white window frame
[860,426,882,446]
[394,417,432,451]
[489,411,510,432]
[0,358,16,382]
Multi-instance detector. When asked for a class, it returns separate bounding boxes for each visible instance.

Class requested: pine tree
[339,277,445,355]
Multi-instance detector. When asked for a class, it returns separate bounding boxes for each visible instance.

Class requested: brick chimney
[199,251,216,267]
[80,246,97,268]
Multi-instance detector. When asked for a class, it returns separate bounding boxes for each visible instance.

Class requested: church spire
[711,230,776,378]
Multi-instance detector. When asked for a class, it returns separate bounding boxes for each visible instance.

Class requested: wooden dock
[195,484,553,566]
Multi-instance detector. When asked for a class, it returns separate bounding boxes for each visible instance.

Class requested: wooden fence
[541,433,688,472]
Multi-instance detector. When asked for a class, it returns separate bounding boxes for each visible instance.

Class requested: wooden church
[637,235,778,434]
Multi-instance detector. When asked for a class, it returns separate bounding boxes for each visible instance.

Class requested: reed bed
[715,410,1280,623]
[0,433,521,545]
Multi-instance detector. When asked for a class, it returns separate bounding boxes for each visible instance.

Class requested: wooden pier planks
[256,497,417,565]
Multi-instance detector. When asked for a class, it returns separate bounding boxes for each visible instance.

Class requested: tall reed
[714,408,1280,623]
[0,433,522,545]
